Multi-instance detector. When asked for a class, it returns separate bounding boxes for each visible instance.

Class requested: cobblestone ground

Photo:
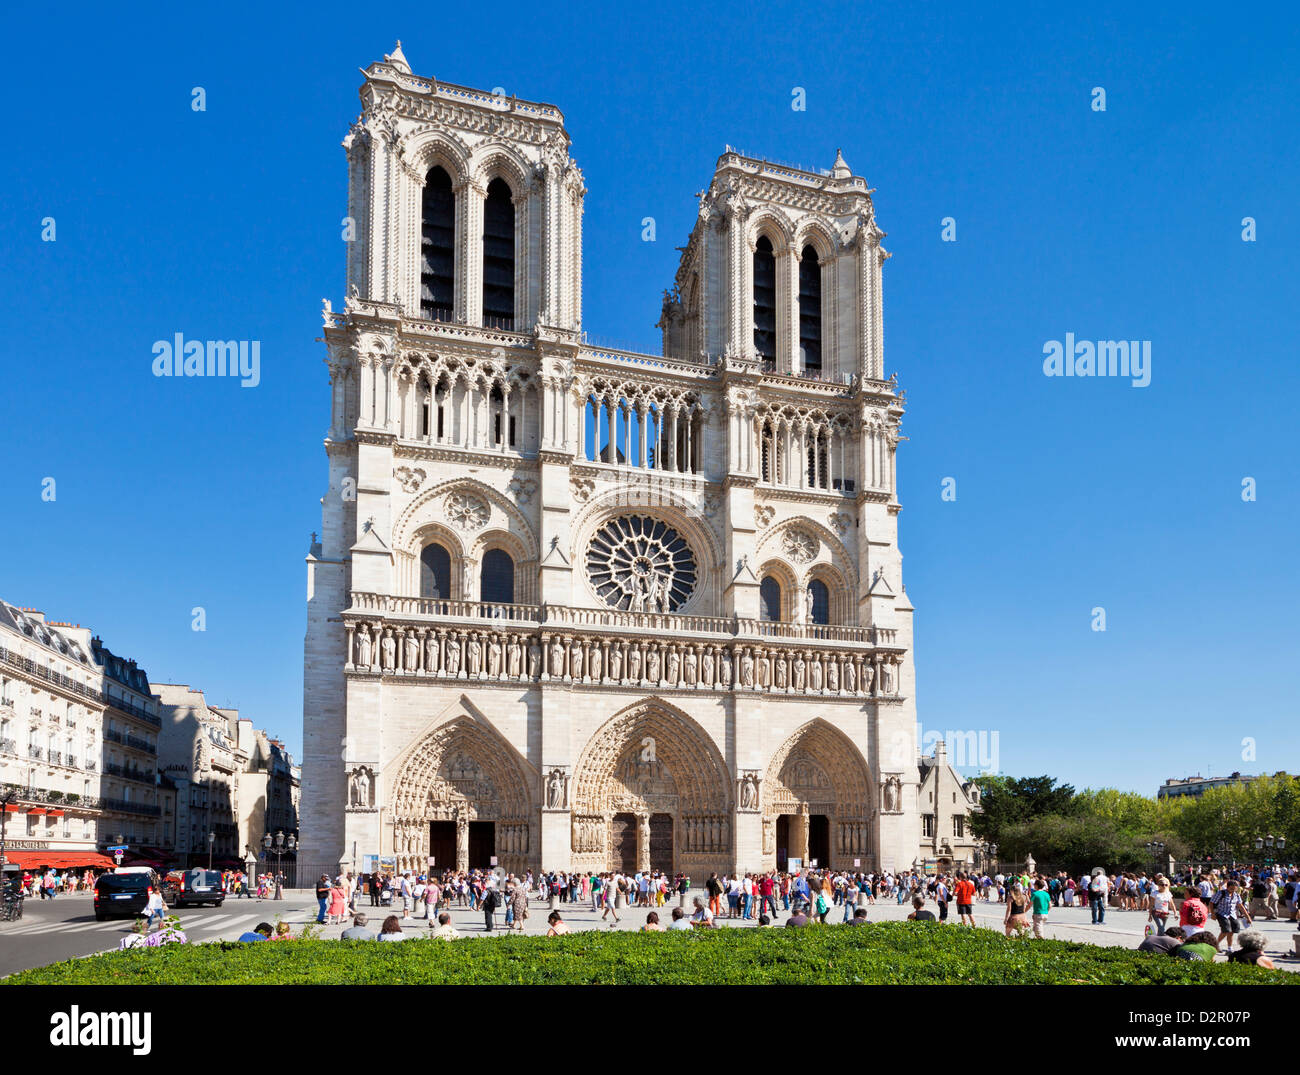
[281,889,1300,971]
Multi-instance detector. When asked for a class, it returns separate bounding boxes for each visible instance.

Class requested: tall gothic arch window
[420,543,452,600]
[420,167,455,322]
[482,178,515,329]
[798,245,822,373]
[808,579,830,625]
[760,576,782,622]
[752,235,776,364]
[480,548,515,605]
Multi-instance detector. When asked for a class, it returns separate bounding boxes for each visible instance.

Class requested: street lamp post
[1145,840,1166,875]
[207,832,215,871]
[1254,834,1285,869]
[0,786,15,867]
[263,830,296,900]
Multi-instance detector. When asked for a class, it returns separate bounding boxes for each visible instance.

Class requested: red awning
[47,809,64,817]
[0,851,118,869]
[3,804,18,813]
[26,807,46,816]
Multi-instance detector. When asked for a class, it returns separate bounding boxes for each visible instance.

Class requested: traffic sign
[106,845,129,851]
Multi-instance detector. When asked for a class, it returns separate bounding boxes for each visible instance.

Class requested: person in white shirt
[1088,870,1110,924]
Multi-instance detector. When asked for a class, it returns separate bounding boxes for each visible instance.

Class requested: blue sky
[2,1,1296,793]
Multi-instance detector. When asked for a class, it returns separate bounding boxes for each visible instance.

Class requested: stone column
[637,813,650,872]
[795,806,810,864]
[455,816,469,873]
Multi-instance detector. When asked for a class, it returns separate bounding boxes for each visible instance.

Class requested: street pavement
[4,888,1297,977]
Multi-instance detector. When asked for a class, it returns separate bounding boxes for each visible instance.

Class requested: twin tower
[300,43,926,881]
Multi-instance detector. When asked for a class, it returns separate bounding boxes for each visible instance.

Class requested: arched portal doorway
[763,720,874,872]
[389,716,534,876]
[571,701,731,875]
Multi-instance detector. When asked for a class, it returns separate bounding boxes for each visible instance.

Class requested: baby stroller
[379,881,394,907]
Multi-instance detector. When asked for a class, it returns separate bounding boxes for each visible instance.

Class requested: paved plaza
[4,887,1297,977]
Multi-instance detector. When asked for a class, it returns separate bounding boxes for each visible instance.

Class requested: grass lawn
[4,922,1294,985]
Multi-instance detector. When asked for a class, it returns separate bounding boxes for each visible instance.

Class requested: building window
[481,178,515,328]
[759,577,782,622]
[953,815,965,838]
[752,235,776,363]
[922,814,935,837]
[798,245,822,372]
[420,166,455,322]
[479,549,515,606]
[419,543,452,601]
[808,579,830,625]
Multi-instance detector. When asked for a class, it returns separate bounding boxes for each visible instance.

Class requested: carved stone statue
[425,633,439,674]
[740,649,754,687]
[487,635,502,676]
[608,643,622,681]
[381,630,396,672]
[775,653,789,689]
[757,650,770,687]
[719,651,732,687]
[701,650,714,686]
[883,775,902,813]
[550,639,566,678]
[809,656,823,692]
[883,660,896,694]
[467,636,482,675]
[862,662,874,692]
[546,768,568,809]
[445,637,461,676]
[628,646,642,682]
[666,647,680,686]
[349,767,373,808]
[793,653,806,691]
[844,659,856,692]
[588,645,602,682]
[569,640,584,680]
[527,640,542,679]
[739,774,758,810]
[683,649,697,686]
[356,627,372,668]
[403,631,419,672]
[645,646,661,683]
[827,658,840,692]
[507,636,522,677]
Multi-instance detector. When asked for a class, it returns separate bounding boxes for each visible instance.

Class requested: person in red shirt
[954,872,977,927]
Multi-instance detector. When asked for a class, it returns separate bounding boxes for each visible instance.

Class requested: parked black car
[93,869,157,921]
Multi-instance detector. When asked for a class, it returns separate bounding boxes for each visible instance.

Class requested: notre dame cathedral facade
[300,43,929,879]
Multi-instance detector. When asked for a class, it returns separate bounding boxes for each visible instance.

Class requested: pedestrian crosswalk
[1,905,318,940]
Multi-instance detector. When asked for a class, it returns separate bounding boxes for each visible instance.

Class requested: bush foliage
[4,922,1292,986]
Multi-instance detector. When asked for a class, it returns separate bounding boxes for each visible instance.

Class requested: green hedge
[5,923,1294,985]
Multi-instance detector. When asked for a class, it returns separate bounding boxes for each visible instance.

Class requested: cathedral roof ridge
[362,50,566,127]
[715,145,869,193]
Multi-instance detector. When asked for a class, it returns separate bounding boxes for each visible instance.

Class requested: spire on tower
[830,147,851,179]
[384,40,411,73]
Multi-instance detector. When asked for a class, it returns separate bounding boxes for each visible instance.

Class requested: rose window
[586,515,697,613]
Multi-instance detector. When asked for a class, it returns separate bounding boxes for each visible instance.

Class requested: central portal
[429,821,455,871]
[610,813,638,873]
[469,821,495,870]
[649,813,673,871]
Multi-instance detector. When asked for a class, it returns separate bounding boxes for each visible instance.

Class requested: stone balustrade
[347,592,897,648]
[342,604,904,699]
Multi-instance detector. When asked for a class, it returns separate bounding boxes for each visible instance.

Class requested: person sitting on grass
[1174,930,1220,961]
[546,910,570,936]
[667,906,692,931]
[848,907,869,926]
[1137,926,1185,955]
[272,922,293,941]
[641,911,665,932]
[429,911,460,940]
[907,896,936,922]
[341,912,377,941]
[377,915,406,941]
[691,896,716,928]
[757,913,773,927]
[785,905,810,928]
[1227,930,1275,969]
[237,922,273,943]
